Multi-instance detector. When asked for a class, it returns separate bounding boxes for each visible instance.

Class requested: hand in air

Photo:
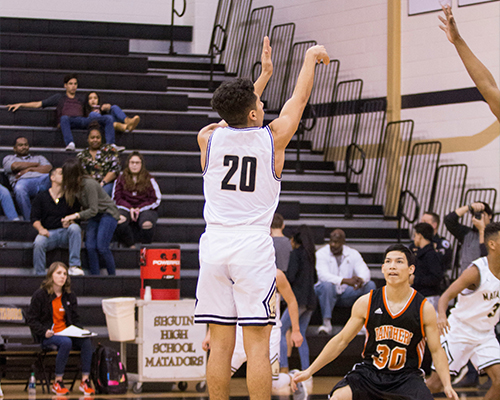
[261,36,273,75]
[307,45,330,66]
[438,5,460,45]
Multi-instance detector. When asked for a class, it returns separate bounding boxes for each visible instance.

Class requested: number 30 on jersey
[221,155,257,192]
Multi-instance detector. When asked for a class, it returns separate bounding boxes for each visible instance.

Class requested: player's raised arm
[269,45,329,152]
[293,293,368,384]
[276,269,303,348]
[423,302,459,400]
[253,36,273,97]
[439,5,500,121]
[436,264,480,335]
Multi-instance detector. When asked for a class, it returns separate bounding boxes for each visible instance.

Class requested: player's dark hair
[292,225,316,266]
[414,222,434,242]
[63,73,78,84]
[49,167,60,178]
[384,244,415,266]
[423,211,440,226]
[484,222,500,247]
[271,213,284,230]
[210,78,257,126]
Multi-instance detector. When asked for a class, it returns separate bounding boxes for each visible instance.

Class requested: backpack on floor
[91,344,128,394]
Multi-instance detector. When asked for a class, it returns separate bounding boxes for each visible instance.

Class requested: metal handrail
[209,24,228,92]
[295,104,317,173]
[397,190,420,243]
[169,0,187,55]
[344,143,366,218]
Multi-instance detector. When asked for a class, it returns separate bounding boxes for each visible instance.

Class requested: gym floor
[0,376,490,399]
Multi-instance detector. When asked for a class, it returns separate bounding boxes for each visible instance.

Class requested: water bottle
[28,372,36,397]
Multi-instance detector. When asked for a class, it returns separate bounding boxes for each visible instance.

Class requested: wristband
[468,204,474,213]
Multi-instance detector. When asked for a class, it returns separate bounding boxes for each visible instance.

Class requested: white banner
[408,0,448,15]
[141,300,206,380]
[458,0,498,6]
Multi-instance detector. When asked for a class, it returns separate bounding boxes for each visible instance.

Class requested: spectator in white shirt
[315,229,376,334]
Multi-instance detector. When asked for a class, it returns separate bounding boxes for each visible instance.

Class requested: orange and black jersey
[362,287,427,374]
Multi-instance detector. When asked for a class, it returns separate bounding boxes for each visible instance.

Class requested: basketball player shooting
[293,244,458,400]
[194,36,329,400]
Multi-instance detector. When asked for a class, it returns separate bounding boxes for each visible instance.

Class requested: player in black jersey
[294,244,458,400]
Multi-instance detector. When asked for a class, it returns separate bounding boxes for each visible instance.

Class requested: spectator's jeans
[102,182,114,197]
[60,114,115,145]
[13,175,50,221]
[315,280,376,320]
[33,224,82,275]
[42,336,93,376]
[87,113,116,144]
[280,306,313,370]
[116,209,158,247]
[0,184,18,220]
[86,213,117,275]
[89,105,127,124]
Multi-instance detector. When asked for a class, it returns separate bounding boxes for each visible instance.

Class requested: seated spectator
[113,152,161,248]
[280,225,317,373]
[61,158,121,276]
[84,91,140,133]
[0,183,19,220]
[411,222,443,309]
[420,211,452,270]
[2,137,51,220]
[77,122,121,196]
[271,213,292,272]
[314,229,376,335]
[444,202,491,273]
[31,167,83,276]
[25,262,95,395]
[7,74,123,152]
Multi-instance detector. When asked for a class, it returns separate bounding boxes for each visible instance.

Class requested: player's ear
[248,109,257,121]
[408,264,415,275]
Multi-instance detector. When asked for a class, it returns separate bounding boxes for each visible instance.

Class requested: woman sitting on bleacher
[84,91,140,133]
[25,262,95,396]
[77,122,121,196]
[113,151,161,248]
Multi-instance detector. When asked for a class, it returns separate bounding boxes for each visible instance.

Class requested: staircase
[0,18,408,374]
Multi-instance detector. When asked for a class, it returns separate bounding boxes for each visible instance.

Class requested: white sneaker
[68,266,84,276]
[65,142,76,151]
[110,144,125,152]
[317,325,332,335]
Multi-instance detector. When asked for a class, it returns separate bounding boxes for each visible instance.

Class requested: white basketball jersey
[450,257,500,332]
[203,125,281,228]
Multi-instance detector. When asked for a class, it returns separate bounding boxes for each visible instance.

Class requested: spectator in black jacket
[411,223,443,310]
[421,211,452,270]
[280,225,317,372]
[26,262,95,396]
[444,202,491,273]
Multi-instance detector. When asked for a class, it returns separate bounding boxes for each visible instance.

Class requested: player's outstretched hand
[306,45,330,66]
[436,312,450,336]
[438,5,460,45]
[261,36,273,75]
[291,369,311,392]
[443,384,459,400]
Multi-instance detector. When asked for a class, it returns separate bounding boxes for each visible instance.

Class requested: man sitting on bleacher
[7,73,120,152]
[2,137,51,221]
[31,167,83,276]
[314,229,376,335]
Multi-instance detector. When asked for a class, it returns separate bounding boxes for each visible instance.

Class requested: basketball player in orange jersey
[293,244,458,400]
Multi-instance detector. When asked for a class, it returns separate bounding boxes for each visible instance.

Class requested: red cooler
[140,245,181,300]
